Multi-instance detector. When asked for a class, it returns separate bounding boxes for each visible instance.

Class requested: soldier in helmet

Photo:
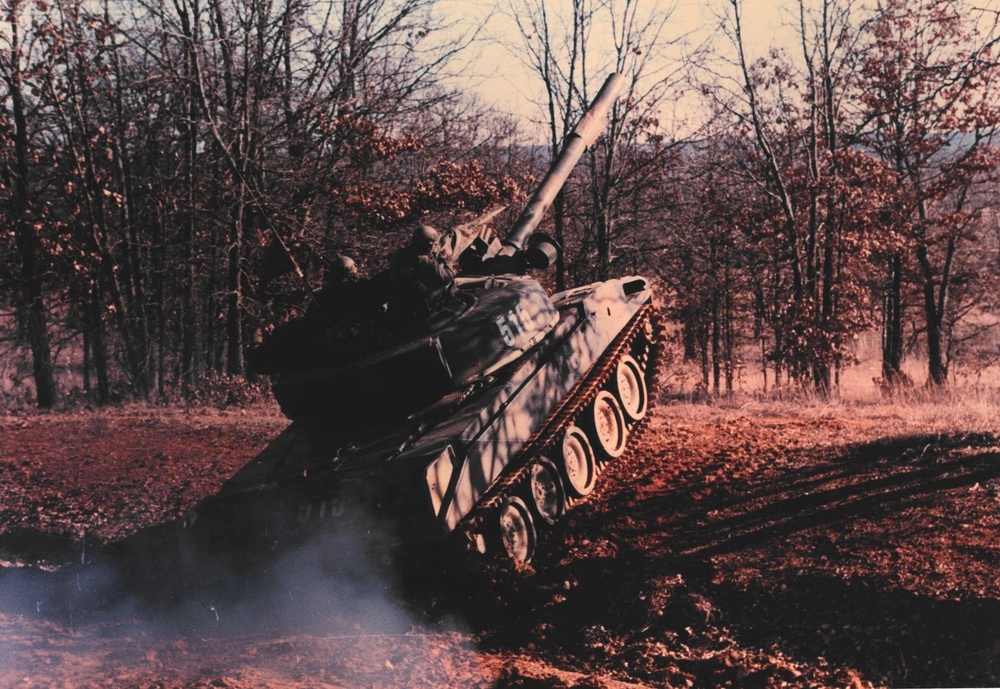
[311,252,391,332]
[250,253,367,374]
[385,224,456,333]
[330,253,358,281]
[312,254,360,314]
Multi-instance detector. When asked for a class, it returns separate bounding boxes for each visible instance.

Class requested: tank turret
[464,72,624,276]
[502,73,624,254]
[183,73,664,565]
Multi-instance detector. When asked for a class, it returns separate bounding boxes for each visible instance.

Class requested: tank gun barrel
[501,73,625,256]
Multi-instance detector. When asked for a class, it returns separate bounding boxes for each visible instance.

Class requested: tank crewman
[385,224,456,333]
[310,254,361,318]
[310,253,392,335]
[249,254,376,374]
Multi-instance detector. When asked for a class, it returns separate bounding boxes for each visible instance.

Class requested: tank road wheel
[641,315,657,349]
[499,496,537,564]
[590,391,628,461]
[561,426,597,498]
[530,458,567,525]
[615,355,648,423]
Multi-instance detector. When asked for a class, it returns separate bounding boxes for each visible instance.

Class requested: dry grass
[658,383,1000,439]
[657,326,1000,436]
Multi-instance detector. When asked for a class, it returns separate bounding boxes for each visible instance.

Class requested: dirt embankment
[1,403,999,688]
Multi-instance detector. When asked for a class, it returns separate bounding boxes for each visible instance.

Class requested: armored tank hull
[182,73,665,563]
[183,274,662,563]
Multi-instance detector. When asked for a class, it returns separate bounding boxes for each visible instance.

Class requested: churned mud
[1,403,998,688]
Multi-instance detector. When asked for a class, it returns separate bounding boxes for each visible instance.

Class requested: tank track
[463,302,666,542]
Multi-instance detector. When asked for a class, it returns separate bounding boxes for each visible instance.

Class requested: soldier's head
[410,224,440,255]
[326,254,358,284]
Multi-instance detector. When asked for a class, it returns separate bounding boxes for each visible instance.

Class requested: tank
[182,74,665,564]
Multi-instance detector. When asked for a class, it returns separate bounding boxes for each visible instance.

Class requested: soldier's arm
[416,255,454,288]
[436,206,505,265]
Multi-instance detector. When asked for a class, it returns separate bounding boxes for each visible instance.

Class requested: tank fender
[581,277,651,325]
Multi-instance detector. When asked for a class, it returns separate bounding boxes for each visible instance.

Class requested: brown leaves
[411,159,522,215]
[329,158,523,228]
[0,409,286,544]
[325,114,424,169]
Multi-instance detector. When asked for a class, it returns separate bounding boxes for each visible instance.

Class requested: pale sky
[441,0,792,131]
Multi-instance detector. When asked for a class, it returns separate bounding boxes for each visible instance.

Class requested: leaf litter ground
[0,402,998,688]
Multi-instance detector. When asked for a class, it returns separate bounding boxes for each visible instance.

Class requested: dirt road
[1,403,998,688]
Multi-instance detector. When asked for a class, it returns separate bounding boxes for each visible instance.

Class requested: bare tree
[0,0,58,407]
[700,0,899,392]
[507,0,592,290]
[507,0,687,287]
[858,0,1000,386]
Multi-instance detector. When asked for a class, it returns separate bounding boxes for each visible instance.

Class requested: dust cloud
[0,516,454,681]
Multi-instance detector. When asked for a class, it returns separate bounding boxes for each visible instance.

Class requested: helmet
[327,254,358,282]
[411,224,440,252]
[334,254,357,273]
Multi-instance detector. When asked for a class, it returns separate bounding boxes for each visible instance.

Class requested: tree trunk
[882,254,904,385]
[5,3,57,407]
[88,290,110,404]
[226,189,246,376]
[553,191,567,291]
[107,15,152,396]
[699,324,710,392]
[723,268,734,394]
[917,243,948,385]
[83,324,91,394]
[711,292,721,395]
[182,37,199,394]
